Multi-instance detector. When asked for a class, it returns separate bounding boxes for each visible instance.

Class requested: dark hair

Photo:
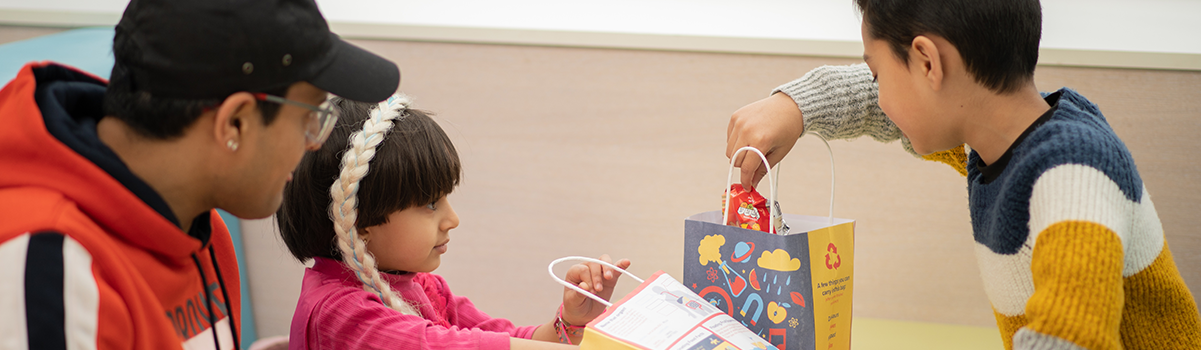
[276,97,462,262]
[102,32,286,139]
[855,0,1042,94]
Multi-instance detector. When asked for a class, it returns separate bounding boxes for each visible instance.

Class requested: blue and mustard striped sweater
[777,64,1201,349]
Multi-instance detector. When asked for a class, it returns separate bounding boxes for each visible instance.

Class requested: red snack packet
[721,184,774,233]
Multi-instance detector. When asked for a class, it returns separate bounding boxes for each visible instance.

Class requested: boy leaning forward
[726,0,1201,349]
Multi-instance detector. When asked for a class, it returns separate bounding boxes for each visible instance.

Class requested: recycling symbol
[824,243,841,270]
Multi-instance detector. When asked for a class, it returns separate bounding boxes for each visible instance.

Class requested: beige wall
[4,27,1197,338]
[0,25,62,43]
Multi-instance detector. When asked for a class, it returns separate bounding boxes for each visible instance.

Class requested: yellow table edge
[851,317,1003,350]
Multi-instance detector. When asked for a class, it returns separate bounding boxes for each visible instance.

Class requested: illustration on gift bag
[684,139,855,350]
[693,233,814,337]
[548,257,780,350]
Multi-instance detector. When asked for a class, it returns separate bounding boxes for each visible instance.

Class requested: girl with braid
[277,95,630,349]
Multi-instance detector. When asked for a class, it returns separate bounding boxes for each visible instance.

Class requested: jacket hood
[0,62,206,258]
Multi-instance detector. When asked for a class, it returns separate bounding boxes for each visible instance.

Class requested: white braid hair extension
[328,94,421,316]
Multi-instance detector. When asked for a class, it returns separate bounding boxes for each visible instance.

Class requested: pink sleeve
[427,275,540,340]
[305,288,515,350]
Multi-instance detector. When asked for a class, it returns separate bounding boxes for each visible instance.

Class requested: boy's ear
[910,35,943,91]
[212,92,259,153]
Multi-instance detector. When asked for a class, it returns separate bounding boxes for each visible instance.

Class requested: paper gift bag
[549,257,780,350]
[684,144,855,350]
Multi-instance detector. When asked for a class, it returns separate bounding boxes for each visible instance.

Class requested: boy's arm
[1015,221,1125,349]
[773,63,901,144]
[731,63,926,188]
[778,63,969,176]
[1007,164,1195,349]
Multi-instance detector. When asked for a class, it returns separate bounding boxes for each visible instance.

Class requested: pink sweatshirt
[290,257,539,349]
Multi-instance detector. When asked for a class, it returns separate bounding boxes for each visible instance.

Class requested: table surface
[851,317,1004,350]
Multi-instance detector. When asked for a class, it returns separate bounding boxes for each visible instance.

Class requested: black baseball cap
[110,0,399,102]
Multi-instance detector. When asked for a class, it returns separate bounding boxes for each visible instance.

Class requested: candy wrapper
[722,184,784,234]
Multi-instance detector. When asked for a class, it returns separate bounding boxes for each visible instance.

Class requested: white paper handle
[724,147,778,233]
[548,256,643,308]
[727,132,836,227]
[806,132,836,225]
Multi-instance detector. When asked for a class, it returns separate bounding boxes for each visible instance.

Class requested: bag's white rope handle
[804,131,836,225]
[724,147,778,233]
[727,133,837,227]
[548,256,643,308]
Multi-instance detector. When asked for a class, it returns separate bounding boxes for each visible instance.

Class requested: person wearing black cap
[0,0,398,348]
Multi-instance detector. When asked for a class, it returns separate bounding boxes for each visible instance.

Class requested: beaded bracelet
[554,304,586,345]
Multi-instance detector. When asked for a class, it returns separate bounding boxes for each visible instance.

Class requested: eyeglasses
[253,93,339,148]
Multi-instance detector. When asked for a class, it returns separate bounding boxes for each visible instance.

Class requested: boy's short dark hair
[856,0,1042,94]
[276,98,461,262]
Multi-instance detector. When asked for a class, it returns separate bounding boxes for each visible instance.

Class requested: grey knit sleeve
[773,63,914,153]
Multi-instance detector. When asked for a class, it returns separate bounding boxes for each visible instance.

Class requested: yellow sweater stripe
[992,312,1027,350]
[1022,220,1124,350]
[1118,241,1201,349]
[920,144,968,177]
[992,223,1201,350]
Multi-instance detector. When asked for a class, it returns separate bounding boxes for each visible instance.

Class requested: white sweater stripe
[978,163,1165,317]
[1027,164,1164,277]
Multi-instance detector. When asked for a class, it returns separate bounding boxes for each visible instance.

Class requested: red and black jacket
[0,62,242,350]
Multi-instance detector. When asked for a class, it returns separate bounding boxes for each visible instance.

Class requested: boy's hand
[726,92,805,190]
[561,254,631,326]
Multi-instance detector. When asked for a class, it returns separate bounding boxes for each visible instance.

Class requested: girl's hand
[561,254,631,326]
